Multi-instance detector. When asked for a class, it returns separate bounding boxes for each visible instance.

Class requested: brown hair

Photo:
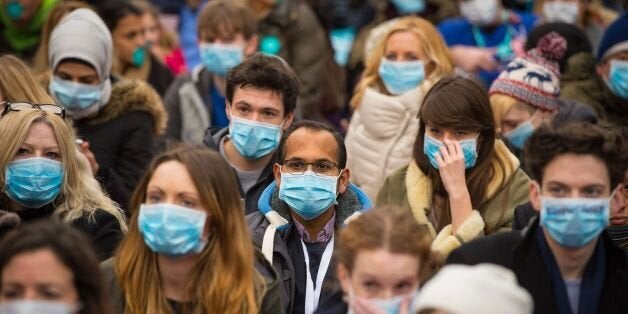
[525,122,627,188]
[413,76,506,231]
[0,55,55,103]
[114,146,263,314]
[337,206,433,281]
[197,0,257,42]
[0,220,112,314]
[31,1,92,73]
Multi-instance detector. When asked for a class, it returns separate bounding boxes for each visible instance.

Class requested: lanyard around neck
[301,235,335,314]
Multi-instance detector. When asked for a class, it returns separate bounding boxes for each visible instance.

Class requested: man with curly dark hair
[447,122,628,314]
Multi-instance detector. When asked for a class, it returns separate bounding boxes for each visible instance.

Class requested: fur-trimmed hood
[405,140,521,237]
[40,72,167,135]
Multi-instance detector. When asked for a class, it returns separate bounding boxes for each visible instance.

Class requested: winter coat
[101,250,284,314]
[203,128,276,215]
[246,182,371,314]
[147,53,175,98]
[258,0,342,119]
[0,202,122,260]
[164,65,215,144]
[447,217,628,314]
[376,140,530,259]
[559,52,628,127]
[345,80,435,200]
[41,73,167,211]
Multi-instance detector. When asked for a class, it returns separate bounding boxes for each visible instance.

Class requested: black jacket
[73,79,167,211]
[315,288,347,314]
[447,218,628,314]
[203,127,275,214]
[512,201,537,231]
[6,202,122,260]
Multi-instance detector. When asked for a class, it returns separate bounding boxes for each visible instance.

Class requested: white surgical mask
[543,1,580,24]
[0,300,80,314]
[460,0,500,26]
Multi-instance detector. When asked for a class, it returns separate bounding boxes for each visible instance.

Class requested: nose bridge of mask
[141,203,207,226]
[9,157,63,175]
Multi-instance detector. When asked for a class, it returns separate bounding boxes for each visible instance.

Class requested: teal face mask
[138,203,207,257]
[229,116,283,160]
[391,0,426,14]
[607,59,628,100]
[539,192,611,248]
[504,119,535,150]
[4,157,64,208]
[279,171,341,220]
[423,134,478,170]
[199,43,244,77]
[6,0,24,21]
[378,59,425,95]
[132,46,146,68]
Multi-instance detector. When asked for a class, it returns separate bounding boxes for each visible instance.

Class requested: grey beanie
[48,8,113,105]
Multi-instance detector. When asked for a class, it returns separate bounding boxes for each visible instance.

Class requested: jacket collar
[405,139,520,228]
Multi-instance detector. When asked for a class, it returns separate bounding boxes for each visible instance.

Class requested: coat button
[282,270,290,281]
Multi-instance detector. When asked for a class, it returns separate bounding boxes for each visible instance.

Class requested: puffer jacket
[559,52,628,127]
[345,80,435,200]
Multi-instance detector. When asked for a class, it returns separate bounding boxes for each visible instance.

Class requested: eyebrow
[20,143,60,151]
[545,181,607,189]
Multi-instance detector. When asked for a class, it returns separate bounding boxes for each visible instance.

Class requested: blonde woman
[345,16,454,200]
[103,146,281,314]
[0,105,127,260]
[0,55,53,103]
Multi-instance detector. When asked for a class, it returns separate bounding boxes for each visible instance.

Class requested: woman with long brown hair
[377,76,530,261]
[103,146,282,314]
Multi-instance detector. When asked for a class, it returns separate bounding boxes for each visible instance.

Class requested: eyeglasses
[281,159,340,176]
[1,102,65,118]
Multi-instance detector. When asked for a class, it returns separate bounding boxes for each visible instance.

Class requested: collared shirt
[293,212,336,243]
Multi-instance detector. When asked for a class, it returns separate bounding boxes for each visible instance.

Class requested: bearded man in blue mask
[164,0,259,144]
[447,122,628,314]
[246,120,371,314]
[203,53,299,214]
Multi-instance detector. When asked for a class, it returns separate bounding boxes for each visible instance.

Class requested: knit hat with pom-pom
[489,32,567,112]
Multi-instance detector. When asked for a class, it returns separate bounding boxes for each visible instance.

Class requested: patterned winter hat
[489,32,567,112]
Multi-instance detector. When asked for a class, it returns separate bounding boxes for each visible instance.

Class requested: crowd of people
[0,0,626,313]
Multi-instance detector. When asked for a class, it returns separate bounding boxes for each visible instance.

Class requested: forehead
[25,121,57,142]
[352,249,420,279]
[284,128,339,162]
[385,30,421,51]
[148,160,198,193]
[115,14,143,32]
[2,248,73,283]
[232,86,284,112]
[542,153,610,188]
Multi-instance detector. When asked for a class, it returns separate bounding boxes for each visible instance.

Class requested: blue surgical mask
[4,157,64,208]
[423,134,478,169]
[539,191,611,248]
[329,28,356,66]
[199,43,244,77]
[378,59,425,95]
[0,300,79,314]
[229,116,282,160]
[391,0,426,14]
[6,0,24,21]
[504,119,535,150]
[607,59,628,100]
[138,203,207,257]
[132,46,146,68]
[279,170,341,220]
[50,77,102,118]
[348,289,417,314]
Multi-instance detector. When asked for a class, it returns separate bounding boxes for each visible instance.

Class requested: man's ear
[273,163,282,188]
[337,264,352,295]
[610,183,625,214]
[225,102,232,120]
[529,180,542,212]
[245,34,260,56]
[282,112,294,130]
[338,169,351,194]
[596,61,610,80]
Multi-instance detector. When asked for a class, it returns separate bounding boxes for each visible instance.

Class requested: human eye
[286,160,305,171]
[45,151,60,159]
[1,286,22,300]
[582,187,604,198]
[262,110,277,118]
[315,161,335,173]
[181,199,198,209]
[146,193,162,204]
[548,186,567,197]
[16,147,30,156]
[429,127,442,135]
